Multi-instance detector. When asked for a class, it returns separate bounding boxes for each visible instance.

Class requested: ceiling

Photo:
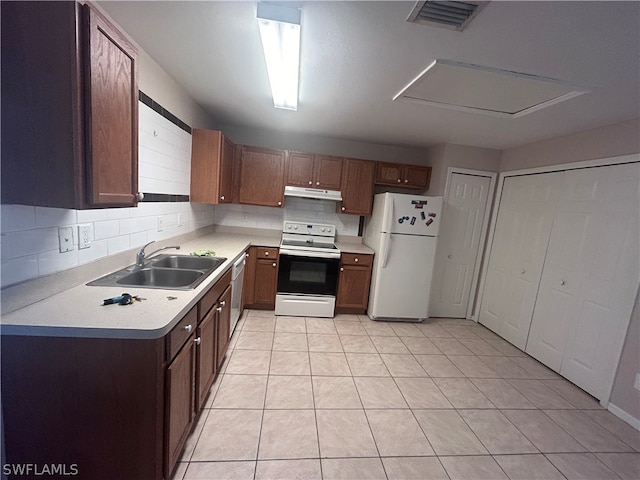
[99,1,640,151]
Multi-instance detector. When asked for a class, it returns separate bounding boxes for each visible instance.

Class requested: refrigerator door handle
[383,195,394,233]
[381,232,392,268]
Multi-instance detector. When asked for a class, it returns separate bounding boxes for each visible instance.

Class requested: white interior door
[478,172,562,349]
[526,162,640,399]
[430,173,492,318]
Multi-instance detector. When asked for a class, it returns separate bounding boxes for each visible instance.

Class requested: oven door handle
[279,248,341,259]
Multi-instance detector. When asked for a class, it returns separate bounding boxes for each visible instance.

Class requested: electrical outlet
[157,216,164,232]
[634,373,640,392]
[78,224,91,249]
[58,226,74,253]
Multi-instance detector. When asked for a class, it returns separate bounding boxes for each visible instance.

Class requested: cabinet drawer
[166,305,198,361]
[341,253,373,267]
[199,268,232,320]
[256,248,278,260]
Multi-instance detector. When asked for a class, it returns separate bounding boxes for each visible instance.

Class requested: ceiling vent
[407,1,488,31]
[393,59,590,118]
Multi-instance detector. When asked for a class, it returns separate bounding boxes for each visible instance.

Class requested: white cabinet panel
[479,172,562,349]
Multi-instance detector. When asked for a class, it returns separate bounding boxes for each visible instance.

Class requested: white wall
[427,143,502,196]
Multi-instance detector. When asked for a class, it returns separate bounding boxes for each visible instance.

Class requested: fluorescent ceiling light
[257,2,301,111]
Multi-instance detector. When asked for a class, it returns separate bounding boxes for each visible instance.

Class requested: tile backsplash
[213,197,360,236]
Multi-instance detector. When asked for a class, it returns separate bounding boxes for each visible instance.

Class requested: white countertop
[336,241,375,255]
[0,232,280,340]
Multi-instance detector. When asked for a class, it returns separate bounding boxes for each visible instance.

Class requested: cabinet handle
[216,306,223,313]
[397,179,401,183]
[341,206,346,211]
[137,192,144,201]
[272,262,277,267]
[308,180,313,185]
[184,324,193,333]
[340,267,344,272]
[316,181,320,186]
[220,300,226,307]
[220,195,225,201]
[277,201,282,206]
[265,251,269,256]
[194,337,201,345]
[354,257,359,263]
[404,179,409,183]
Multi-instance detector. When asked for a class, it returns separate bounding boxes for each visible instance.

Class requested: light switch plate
[58,226,74,253]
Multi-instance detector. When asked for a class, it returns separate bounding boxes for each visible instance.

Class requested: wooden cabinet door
[336,254,373,313]
[165,334,196,478]
[339,158,376,215]
[239,146,285,207]
[85,5,139,206]
[216,286,232,369]
[195,308,217,412]
[314,155,343,190]
[375,163,404,186]
[404,165,431,189]
[286,152,315,187]
[253,258,279,308]
[219,136,235,203]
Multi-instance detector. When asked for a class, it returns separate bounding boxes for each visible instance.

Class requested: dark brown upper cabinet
[238,146,286,207]
[286,152,343,190]
[375,162,432,190]
[1,1,139,209]
[190,129,236,204]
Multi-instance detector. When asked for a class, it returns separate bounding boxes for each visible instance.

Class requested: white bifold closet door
[525,162,639,399]
[478,172,563,349]
[430,173,492,318]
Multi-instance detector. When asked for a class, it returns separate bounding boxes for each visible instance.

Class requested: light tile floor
[172,310,640,480]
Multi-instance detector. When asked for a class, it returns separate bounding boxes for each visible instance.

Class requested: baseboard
[608,402,640,431]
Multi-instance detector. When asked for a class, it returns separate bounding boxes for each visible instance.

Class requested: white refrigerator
[364,193,443,321]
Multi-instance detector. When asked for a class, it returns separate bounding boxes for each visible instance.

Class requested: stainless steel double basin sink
[87,254,227,290]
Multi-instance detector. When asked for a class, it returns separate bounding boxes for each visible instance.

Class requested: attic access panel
[393,59,590,118]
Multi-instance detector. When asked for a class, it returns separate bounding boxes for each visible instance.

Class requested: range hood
[284,185,343,202]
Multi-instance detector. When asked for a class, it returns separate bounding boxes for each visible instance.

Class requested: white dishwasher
[229,253,246,338]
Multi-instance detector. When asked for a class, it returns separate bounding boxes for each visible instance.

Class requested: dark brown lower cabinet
[244,246,279,310]
[165,333,196,476]
[1,268,234,480]
[336,253,374,314]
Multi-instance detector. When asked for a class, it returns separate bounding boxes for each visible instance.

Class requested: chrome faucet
[136,241,180,267]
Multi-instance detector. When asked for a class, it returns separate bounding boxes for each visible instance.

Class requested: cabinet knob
[341,206,346,211]
[308,181,313,185]
[265,251,269,256]
[184,324,193,333]
[316,181,320,186]
[272,262,277,267]
[220,300,226,307]
[194,337,201,345]
[354,257,359,263]
[340,267,344,272]
[404,179,409,183]
[397,179,401,183]
[220,195,225,201]
[137,192,144,201]
[216,306,223,313]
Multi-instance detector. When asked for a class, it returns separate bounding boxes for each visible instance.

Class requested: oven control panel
[283,221,335,237]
